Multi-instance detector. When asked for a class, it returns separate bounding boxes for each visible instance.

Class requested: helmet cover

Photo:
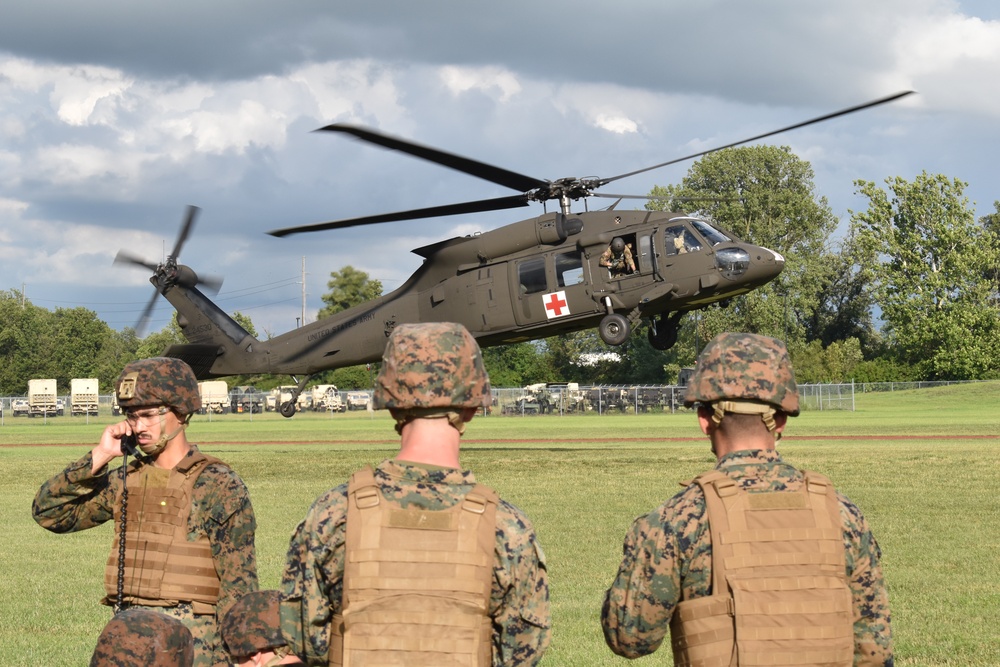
[684,332,799,416]
[221,590,285,658]
[90,609,194,667]
[373,322,491,410]
[115,357,202,416]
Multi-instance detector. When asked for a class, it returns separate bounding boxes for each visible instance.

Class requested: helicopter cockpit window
[664,224,702,256]
[691,220,731,247]
[518,257,548,295]
[556,252,584,287]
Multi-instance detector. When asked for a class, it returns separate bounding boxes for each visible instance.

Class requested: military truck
[70,378,100,416]
[198,380,231,414]
[28,379,59,417]
[310,385,346,412]
[11,398,29,417]
[346,391,371,411]
[267,386,311,412]
[230,385,264,413]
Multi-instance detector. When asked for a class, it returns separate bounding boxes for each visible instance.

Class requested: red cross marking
[544,291,569,318]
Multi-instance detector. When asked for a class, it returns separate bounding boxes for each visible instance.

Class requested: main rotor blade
[598,91,915,187]
[170,205,200,259]
[268,194,531,238]
[317,124,549,193]
[113,250,158,272]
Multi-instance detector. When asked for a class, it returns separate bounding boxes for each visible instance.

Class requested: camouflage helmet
[684,332,799,416]
[90,609,194,667]
[221,590,285,658]
[373,322,491,410]
[115,357,202,416]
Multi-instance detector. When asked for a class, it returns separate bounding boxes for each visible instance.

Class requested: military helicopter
[114,92,912,417]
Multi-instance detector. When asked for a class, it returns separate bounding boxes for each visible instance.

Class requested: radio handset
[120,432,140,457]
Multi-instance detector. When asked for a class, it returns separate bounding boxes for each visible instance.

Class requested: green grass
[3,384,999,665]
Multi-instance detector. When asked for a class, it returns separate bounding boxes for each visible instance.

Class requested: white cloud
[440,65,522,102]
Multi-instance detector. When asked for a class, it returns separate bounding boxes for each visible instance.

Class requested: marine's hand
[92,422,136,474]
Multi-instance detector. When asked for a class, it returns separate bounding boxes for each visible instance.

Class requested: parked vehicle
[346,391,371,411]
[71,378,100,416]
[28,379,60,417]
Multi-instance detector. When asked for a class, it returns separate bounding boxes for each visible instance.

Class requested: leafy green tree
[232,311,259,338]
[647,145,840,348]
[136,316,186,360]
[0,290,49,394]
[850,173,1000,379]
[319,266,383,318]
[482,342,546,388]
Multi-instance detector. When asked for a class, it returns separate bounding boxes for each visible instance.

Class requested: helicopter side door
[512,250,598,327]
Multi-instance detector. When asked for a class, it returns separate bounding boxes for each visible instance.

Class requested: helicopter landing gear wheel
[279,401,297,419]
[648,312,683,351]
[599,313,631,346]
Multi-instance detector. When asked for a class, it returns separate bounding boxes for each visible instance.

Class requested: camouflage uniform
[91,608,194,667]
[599,240,636,275]
[34,446,257,666]
[601,333,893,666]
[279,323,551,666]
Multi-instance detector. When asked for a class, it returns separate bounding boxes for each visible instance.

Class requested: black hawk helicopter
[115,92,913,417]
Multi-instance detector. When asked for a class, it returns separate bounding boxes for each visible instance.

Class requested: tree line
[2,145,998,396]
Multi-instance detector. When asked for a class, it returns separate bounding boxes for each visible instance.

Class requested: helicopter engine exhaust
[475,212,583,263]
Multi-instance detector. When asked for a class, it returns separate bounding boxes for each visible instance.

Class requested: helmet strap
[138,412,191,457]
[710,400,779,434]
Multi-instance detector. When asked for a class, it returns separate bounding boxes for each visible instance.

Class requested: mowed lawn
[2,383,999,666]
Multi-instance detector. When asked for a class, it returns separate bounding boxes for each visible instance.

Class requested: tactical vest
[103,451,225,612]
[329,466,498,667]
[670,470,856,667]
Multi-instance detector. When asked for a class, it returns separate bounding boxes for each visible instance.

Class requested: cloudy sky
[2,0,999,336]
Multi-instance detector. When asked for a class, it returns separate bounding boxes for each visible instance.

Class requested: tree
[647,145,841,348]
[318,266,383,318]
[850,173,1000,379]
[482,342,546,388]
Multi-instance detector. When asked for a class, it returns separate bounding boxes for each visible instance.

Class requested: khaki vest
[329,466,497,667]
[103,451,224,612]
[670,470,856,667]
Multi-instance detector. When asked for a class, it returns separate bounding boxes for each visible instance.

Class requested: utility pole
[301,256,307,327]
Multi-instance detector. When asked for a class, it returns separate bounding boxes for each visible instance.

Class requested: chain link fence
[1,380,987,420]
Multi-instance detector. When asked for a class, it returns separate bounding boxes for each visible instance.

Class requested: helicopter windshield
[690,220,731,247]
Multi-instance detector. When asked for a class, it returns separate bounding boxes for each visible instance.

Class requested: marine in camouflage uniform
[91,608,194,667]
[280,322,551,666]
[33,357,258,667]
[601,333,893,666]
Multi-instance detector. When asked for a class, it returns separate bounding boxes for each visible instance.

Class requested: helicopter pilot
[600,238,636,277]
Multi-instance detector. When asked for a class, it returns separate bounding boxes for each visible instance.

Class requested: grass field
[2,383,999,665]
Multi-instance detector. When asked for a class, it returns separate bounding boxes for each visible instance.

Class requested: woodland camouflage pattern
[116,356,202,415]
[602,449,893,665]
[222,590,286,658]
[684,332,800,415]
[32,446,258,667]
[90,608,194,667]
[373,322,492,409]
[280,459,551,666]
